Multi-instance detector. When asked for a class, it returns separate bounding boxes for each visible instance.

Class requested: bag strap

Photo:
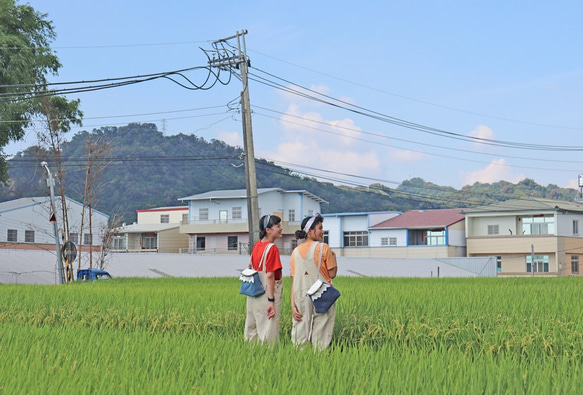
[258,243,274,273]
[315,241,324,278]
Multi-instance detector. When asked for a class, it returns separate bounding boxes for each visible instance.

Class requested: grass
[1,277,583,393]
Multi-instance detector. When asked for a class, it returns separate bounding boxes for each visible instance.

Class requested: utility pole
[41,161,65,284]
[209,30,260,252]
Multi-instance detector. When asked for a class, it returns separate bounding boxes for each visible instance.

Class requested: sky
[8,0,583,191]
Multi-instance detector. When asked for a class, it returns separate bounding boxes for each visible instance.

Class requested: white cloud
[467,125,494,148]
[218,131,242,147]
[461,158,525,185]
[390,148,427,162]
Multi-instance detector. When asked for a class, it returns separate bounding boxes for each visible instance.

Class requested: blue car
[77,269,112,281]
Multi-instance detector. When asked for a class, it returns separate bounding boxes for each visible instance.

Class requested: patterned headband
[303,212,320,234]
[263,214,271,229]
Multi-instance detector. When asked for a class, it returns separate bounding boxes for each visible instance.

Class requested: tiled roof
[371,208,465,229]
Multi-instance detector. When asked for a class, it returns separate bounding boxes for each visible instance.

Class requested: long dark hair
[259,214,281,239]
[295,213,324,239]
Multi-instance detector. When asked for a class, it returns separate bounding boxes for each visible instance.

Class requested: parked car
[77,269,112,281]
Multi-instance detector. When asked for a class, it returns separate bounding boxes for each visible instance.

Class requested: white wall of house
[0,197,109,247]
[137,208,188,224]
[369,229,407,247]
[468,215,516,237]
[556,212,582,237]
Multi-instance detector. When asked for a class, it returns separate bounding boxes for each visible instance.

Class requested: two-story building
[463,198,583,276]
[179,188,327,254]
[111,206,189,253]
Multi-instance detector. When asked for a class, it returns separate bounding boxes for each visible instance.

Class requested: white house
[179,188,327,254]
[0,196,109,251]
[322,211,401,256]
[111,206,189,253]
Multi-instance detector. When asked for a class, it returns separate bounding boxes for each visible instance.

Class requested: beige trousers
[244,277,283,345]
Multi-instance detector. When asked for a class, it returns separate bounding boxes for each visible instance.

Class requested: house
[111,206,189,253]
[367,209,467,258]
[322,211,401,256]
[179,188,327,254]
[0,196,109,251]
[463,198,583,276]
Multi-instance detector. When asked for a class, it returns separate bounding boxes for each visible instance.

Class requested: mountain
[1,123,577,224]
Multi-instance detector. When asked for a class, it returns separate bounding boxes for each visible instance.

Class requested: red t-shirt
[251,241,282,280]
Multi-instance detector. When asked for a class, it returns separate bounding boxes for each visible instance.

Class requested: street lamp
[41,161,65,284]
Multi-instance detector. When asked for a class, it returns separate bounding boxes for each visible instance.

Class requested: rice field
[1,277,583,393]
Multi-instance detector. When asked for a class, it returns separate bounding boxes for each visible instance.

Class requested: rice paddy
[1,277,582,393]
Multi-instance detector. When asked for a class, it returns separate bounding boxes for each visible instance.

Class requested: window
[7,229,17,242]
[426,230,445,245]
[182,213,188,223]
[526,255,549,273]
[141,233,156,249]
[228,236,238,251]
[219,210,228,223]
[288,209,295,222]
[160,214,169,223]
[323,231,329,245]
[521,216,555,235]
[343,231,368,247]
[389,237,397,246]
[84,234,93,245]
[111,236,126,250]
[291,239,298,250]
[70,233,79,244]
[196,237,206,251]
[496,256,502,273]
[25,230,35,243]
[572,256,579,274]
[574,220,579,236]
[487,225,499,235]
[199,208,209,221]
[232,207,242,219]
[381,237,388,246]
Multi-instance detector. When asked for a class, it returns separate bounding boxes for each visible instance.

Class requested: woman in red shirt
[244,214,283,344]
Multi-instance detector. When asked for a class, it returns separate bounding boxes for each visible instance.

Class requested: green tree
[0,0,61,183]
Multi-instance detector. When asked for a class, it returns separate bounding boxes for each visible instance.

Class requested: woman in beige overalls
[290,213,338,350]
[244,215,283,345]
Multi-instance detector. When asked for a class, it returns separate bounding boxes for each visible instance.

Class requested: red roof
[371,209,465,229]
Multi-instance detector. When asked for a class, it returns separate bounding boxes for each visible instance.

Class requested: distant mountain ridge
[1,123,577,224]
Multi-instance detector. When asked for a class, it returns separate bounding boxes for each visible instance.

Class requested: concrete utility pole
[209,30,260,252]
[41,161,65,284]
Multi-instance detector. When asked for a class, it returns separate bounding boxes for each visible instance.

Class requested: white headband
[303,212,320,234]
[263,215,271,229]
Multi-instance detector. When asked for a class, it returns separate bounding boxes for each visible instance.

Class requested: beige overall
[291,242,337,350]
[244,243,283,345]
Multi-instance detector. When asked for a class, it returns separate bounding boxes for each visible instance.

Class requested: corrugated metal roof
[113,223,180,233]
[371,208,465,229]
[462,198,583,214]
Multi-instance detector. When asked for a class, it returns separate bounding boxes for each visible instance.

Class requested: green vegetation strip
[1,277,582,393]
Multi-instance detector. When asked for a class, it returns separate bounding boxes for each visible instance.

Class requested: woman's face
[267,223,283,239]
[308,222,324,241]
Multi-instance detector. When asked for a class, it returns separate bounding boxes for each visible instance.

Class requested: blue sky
[10,0,583,190]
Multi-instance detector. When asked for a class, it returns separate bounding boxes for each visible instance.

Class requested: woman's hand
[267,303,275,319]
[292,305,303,322]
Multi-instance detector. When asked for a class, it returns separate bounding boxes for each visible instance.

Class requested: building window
[526,255,549,273]
[289,209,295,222]
[291,239,298,250]
[487,225,499,235]
[426,230,445,245]
[344,231,368,247]
[160,214,169,223]
[25,230,35,243]
[232,207,242,220]
[182,213,188,223]
[84,234,93,245]
[228,236,238,251]
[196,237,206,251]
[574,220,579,236]
[323,231,329,245]
[496,256,502,273]
[572,256,579,274]
[381,237,388,246]
[199,208,209,221]
[389,237,397,246]
[141,233,156,249]
[521,216,555,235]
[111,236,126,250]
[70,233,79,244]
[7,229,17,242]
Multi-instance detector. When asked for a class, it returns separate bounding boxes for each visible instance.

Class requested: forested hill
[1,123,577,224]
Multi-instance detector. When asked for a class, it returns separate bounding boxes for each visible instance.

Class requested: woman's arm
[266,271,275,319]
[290,277,303,322]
